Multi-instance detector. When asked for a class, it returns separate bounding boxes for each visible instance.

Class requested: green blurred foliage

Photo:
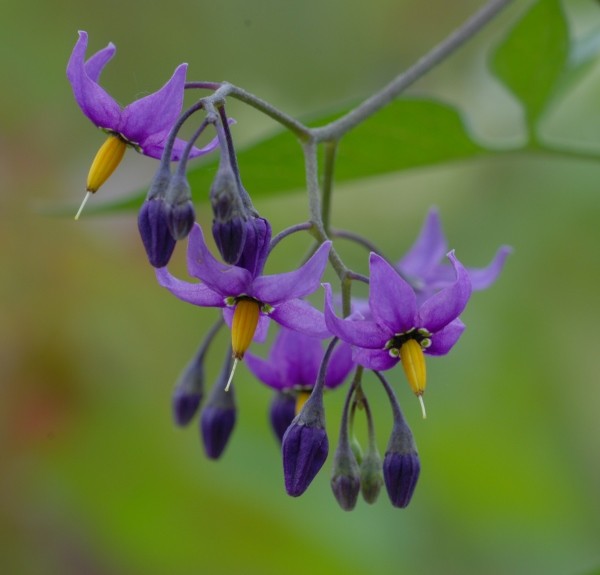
[2,1,600,575]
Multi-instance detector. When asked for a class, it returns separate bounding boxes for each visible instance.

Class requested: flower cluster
[67,33,510,510]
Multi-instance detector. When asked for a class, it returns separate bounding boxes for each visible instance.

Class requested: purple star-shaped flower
[67,30,218,160]
[399,207,511,299]
[324,251,471,372]
[156,224,332,357]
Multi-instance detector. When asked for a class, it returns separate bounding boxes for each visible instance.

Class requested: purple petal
[244,352,284,389]
[66,31,122,129]
[119,63,187,145]
[425,318,465,356]
[272,328,323,386]
[252,242,331,305]
[84,39,115,82]
[418,251,472,333]
[324,284,389,349]
[468,245,512,290]
[155,267,224,307]
[186,224,253,297]
[140,132,222,161]
[352,347,398,371]
[397,207,447,280]
[270,299,330,339]
[369,253,417,333]
[222,308,270,342]
[324,342,354,388]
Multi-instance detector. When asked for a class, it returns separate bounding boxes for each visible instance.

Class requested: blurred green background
[2,0,600,574]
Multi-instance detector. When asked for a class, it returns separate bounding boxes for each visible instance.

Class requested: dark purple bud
[212,217,247,265]
[171,354,205,427]
[282,389,328,497]
[269,392,296,444]
[330,440,361,511]
[360,448,384,505]
[166,173,195,240]
[383,451,420,508]
[138,198,177,268]
[200,354,236,459]
[138,164,176,267]
[383,421,420,508]
[236,217,272,277]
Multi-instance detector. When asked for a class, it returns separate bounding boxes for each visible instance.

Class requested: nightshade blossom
[67,31,220,216]
[156,224,332,369]
[324,251,471,416]
[246,326,354,442]
[398,207,511,299]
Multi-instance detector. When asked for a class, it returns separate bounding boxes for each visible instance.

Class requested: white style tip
[74,191,92,220]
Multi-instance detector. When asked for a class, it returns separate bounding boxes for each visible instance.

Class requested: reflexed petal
[369,253,417,333]
[352,347,398,371]
[425,318,465,356]
[67,31,121,129]
[325,342,354,388]
[270,299,330,339]
[155,268,224,307]
[397,207,447,279]
[119,63,187,144]
[468,245,512,290]
[244,353,284,389]
[418,251,472,333]
[140,132,222,161]
[84,39,115,82]
[324,284,388,349]
[186,224,252,296]
[252,242,331,305]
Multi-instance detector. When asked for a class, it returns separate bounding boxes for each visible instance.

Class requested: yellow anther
[75,135,127,220]
[86,134,127,193]
[399,338,427,419]
[231,298,261,360]
[295,390,311,415]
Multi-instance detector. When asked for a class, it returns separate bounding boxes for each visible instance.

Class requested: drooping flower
[245,326,354,442]
[398,207,511,299]
[67,31,219,217]
[156,223,332,380]
[324,251,471,417]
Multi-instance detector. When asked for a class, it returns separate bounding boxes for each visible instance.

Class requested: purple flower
[156,223,332,361]
[245,327,353,392]
[67,31,218,161]
[246,326,353,443]
[324,251,471,416]
[398,207,511,299]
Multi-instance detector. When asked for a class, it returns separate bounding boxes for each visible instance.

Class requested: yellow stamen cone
[231,299,261,360]
[86,135,127,193]
[295,390,311,416]
[399,339,427,419]
[76,135,127,220]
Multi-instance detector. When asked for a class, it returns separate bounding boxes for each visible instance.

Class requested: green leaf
[75,97,485,215]
[491,0,569,128]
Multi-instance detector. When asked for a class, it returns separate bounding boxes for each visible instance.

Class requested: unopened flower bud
[269,392,296,444]
[360,447,384,505]
[330,439,361,511]
[138,166,176,267]
[236,216,271,277]
[383,420,420,508]
[210,167,248,264]
[171,353,205,427]
[200,355,236,459]
[282,389,328,497]
[166,173,195,240]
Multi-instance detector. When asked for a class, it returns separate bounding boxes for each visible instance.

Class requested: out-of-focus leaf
[491,0,569,128]
[72,97,486,215]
